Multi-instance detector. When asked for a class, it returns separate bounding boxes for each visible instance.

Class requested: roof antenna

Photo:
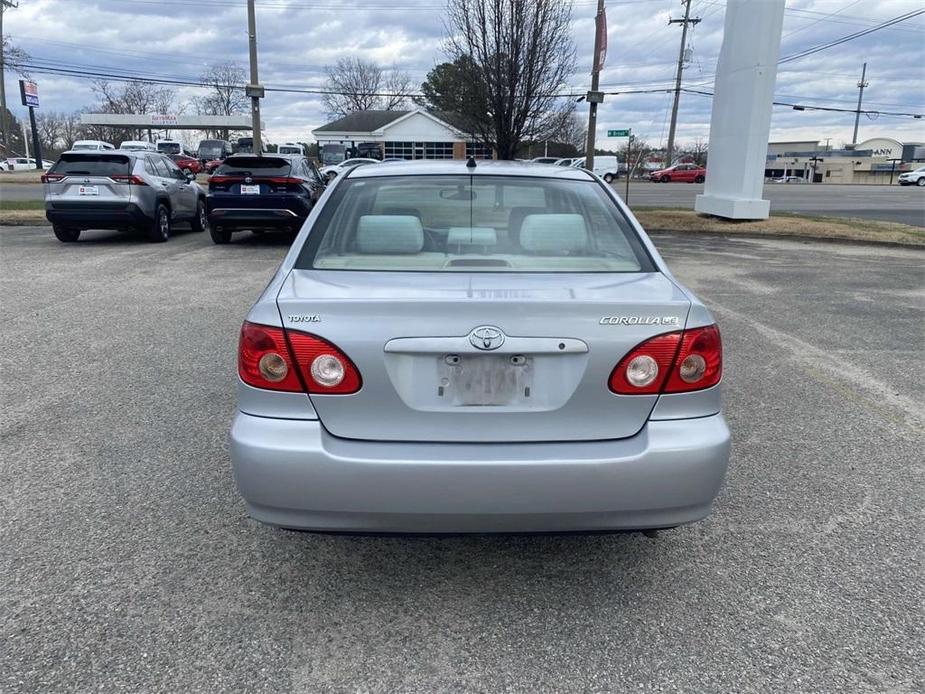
[466,156,477,169]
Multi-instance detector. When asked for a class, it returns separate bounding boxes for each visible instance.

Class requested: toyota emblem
[469,325,505,351]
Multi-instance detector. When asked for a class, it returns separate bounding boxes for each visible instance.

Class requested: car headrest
[356,215,424,254]
[507,206,546,242]
[447,227,498,246]
[520,214,588,253]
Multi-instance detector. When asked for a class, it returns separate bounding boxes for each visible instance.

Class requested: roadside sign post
[19,80,42,170]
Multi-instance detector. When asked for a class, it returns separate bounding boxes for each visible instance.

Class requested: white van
[119,140,157,152]
[70,140,115,152]
[277,143,303,156]
[571,155,620,183]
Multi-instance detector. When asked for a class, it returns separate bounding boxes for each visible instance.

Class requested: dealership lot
[1,226,922,692]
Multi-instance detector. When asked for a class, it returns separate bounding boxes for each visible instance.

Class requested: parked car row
[41,151,327,245]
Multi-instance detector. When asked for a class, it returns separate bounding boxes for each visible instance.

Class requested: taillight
[238,323,303,392]
[287,331,362,394]
[609,324,722,395]
[609,332,682,395]
[663,324,722,393]
[110,175,147,186]
[208,175,243,185]
[238,322,362,395]
[41,173,65,183]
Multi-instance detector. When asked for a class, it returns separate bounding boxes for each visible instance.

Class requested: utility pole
[665,0,700,168]
[0,0,19,157]
[245,0,264,156]
[584,0,606,171]
[852,62,868,145]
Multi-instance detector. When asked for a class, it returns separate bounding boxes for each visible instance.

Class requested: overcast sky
[6,0,925,148]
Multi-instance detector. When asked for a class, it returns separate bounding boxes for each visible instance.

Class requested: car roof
[345,159,595,180]
[62,149,141,158]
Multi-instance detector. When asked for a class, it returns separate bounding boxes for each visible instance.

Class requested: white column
[695,0,785,220]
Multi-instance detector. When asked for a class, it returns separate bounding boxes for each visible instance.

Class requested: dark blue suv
[207,155,326,243]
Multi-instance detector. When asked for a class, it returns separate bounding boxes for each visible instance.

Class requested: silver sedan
[230,160,730,533]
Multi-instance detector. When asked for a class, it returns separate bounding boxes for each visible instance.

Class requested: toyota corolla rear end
[230,162,730,533]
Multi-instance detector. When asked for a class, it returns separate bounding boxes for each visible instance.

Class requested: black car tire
[660,175,670,183]
[53,225,81,243]
[211,226,233,244]
[917,177,925,187]
[190,199,208,232]
[695,175,705,183]
[148,203,171,243]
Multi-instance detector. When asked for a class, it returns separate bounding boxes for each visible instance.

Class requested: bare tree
[1,34,30,77]
[322,57,383,118]
[545,107,586,152]
[195,62,248,139]
[321,57,412,118]
[382,68,414,111]
[682,137,708,166]
[91,79,177,142]
[36,111,63,153]
[444,0,577,160]
[60,112,82,150]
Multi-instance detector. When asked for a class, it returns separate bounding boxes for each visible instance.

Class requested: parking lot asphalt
[6,179,925,226]
[1,226,922,693]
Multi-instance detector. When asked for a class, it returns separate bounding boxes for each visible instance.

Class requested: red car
[170,154,202,176]
[205,159,224,175]
[649,163,706,183]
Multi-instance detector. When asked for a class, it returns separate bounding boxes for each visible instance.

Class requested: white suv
[897,166,925,187]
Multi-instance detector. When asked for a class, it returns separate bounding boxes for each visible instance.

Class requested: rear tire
[660,175,670,183]
[210,226,233,244]
[694,175,705,183]
[53,225,81,243]
[190,199,208,232]
[148,204,170,243]
[917,177,925,187]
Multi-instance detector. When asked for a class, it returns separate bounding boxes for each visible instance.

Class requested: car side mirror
[186,172,196,182]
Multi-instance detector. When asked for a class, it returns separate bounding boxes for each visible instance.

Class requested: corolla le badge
[469,325,505,351]
[600,316,681,326]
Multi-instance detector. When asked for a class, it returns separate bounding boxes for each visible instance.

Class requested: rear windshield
[52,154,131,177]
[297,175,653,273]
[215,157,292,176]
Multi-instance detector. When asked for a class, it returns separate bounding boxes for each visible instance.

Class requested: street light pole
[665,0,700,167]
[584,0,606,171]
[851,62,868,145]
[246,0,263,156]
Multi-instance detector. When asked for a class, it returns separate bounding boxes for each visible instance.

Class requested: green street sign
[608,129,631,137]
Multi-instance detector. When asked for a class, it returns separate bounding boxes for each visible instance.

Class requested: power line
[779,8,925,64]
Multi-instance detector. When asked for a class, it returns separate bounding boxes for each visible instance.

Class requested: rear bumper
[230,413,731,532]
[208,208,306,230]
[45,201,151,228]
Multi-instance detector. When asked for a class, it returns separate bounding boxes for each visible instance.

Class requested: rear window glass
[215,157,292,176]
[52,154,131,177]
[297,175,653,273]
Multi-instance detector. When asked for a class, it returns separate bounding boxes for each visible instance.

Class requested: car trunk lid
[277,270,691,442]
